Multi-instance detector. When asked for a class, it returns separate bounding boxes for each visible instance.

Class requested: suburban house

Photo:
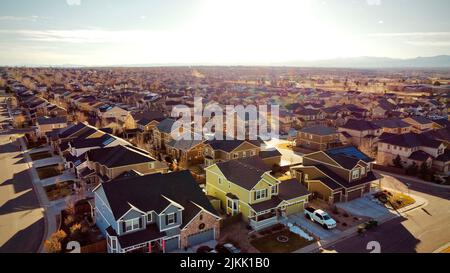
[165,139,205,168]
[294,108,327,127]
[36,116,67,138]
[82,144,168,185]
[403,116,434,133]
[296,125,342,152]
[203,139,262,167]
[377,132,446,168]
[68,133,130,157]
[372,118,412,134]
[205,156,310,230]
[93,170,221,253]
[132,111,166,145]
[291,146,380,203]
[97,105,133,129]
[338,119,382,158]
[152,118,177,151]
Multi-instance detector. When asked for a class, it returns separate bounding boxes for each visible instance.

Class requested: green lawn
[250,229,314,253]
[29,151,52,161]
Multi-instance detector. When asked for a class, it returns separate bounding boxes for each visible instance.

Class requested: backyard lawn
[44,181,74,201]
[250,229,314,253]
[29,151,52,161]
[36,164,61,179]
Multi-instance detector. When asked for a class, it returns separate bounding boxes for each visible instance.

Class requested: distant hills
[285,55,450,68]
[5,55,450,69]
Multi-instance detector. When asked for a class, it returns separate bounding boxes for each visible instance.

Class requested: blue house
[93,170,221,253]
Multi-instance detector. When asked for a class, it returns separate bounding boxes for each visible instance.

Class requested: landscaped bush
[196,246,212,253]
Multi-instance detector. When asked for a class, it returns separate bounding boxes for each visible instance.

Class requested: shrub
[343,212,349,218]
[44,230,67,253]
[196,246,212,253]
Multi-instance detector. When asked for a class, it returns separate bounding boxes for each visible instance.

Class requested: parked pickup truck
[304,207,337,230]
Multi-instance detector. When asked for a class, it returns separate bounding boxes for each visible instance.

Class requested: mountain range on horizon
[283,55,450,68]
[5,55,450,69]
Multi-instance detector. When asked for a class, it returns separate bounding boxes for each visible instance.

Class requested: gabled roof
[205,139,262,152]
[373,118,410,129]
[155,118,176,133]
[215,156,272,191]
[324,146,373,169]
[58,122,88,139]
[406,116,433,125]
[340,119,381,131]
[37,116,67,125]
[299,125,337,136]
[87,145,156,168]
[166,138,204,151]
[70,133,118,149]
[133,111,165,126]
[98,170,218,222]
[278,178,309,200]
[378,132,442,149]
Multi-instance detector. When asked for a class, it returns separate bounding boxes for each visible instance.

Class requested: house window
[271,186,278,195]
[387,144,391,149]
[218,177,222,184]
[166,213,176,225]
[254,189,268,201]
[309,134,313,139]
[360,167,366,176]
[233,153,238,159]
[352,169,360,180]
[251,150,255,156]
[125,218,140,232]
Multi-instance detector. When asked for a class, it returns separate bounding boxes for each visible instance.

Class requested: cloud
[0,15,44,22]
[366,0,381,5]
[66,0,81,6]
[368,32,450,37]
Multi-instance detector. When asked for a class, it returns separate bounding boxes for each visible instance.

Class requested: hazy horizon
[1,0,450,66]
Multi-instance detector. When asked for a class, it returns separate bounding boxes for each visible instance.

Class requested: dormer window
[166,213,176,225]
[271,185,278,195]
[352,169,360,180]
[125,218,140,232]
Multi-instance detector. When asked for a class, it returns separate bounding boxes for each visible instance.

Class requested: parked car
[223,243,241,253]
[304,207,337,230]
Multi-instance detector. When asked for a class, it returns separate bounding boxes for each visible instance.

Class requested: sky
[0,0,450,66]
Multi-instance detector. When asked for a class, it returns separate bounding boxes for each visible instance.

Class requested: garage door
[164,237,179,252]
[332,192,342,203]
[187,229,214,247]
[285,202,304,215]
[347,189,362,201]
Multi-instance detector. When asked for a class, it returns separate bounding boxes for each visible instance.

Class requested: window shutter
[174,213,177,223]
[121,221,126,233]
[254,191,257,200]
[139,217,143,228]
[165,214,169,225]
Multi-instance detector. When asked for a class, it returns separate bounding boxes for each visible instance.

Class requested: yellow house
[205,156,309,230]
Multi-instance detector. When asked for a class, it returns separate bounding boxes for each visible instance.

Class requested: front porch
[249,209,281,231]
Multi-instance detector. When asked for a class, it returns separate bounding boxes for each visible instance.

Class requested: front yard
[250,228,314,253]
[36,164,62,179]
[29,151,52,161]
[44,180,75,201]
[374,190,416,210]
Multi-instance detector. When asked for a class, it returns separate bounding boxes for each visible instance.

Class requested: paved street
[327,172,450,253]
[0,95,45,253]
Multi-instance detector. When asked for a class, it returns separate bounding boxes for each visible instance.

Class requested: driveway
[335,195,396,221]
[282,213,341,240]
